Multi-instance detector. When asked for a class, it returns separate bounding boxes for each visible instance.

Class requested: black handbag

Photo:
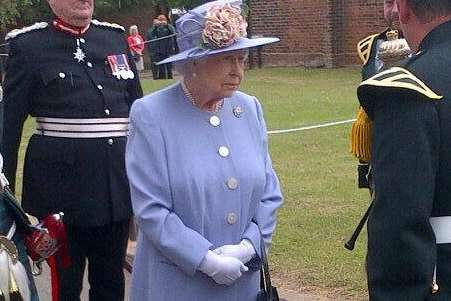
[256,235,279,301]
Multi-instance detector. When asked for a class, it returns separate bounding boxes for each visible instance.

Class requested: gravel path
[34,263,327,301]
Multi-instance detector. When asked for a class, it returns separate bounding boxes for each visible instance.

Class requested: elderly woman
[127,25,145,72]
[125,1,283,300]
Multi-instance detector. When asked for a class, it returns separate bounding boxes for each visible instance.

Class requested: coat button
[59,72,66,79]
[108,138,114,145]
[209,115,221,127]
[218,146,230,157]
[226,177,238,190]
[227,213,238,225]
[87,62,93,68]
[104,108,111,116]
[97,84,103,90]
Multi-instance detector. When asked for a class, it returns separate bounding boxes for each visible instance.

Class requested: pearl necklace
[181,81,224,114]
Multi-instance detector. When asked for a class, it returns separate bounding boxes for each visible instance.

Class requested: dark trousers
[154,53,173,79]
[149,54,158,80]
[58,219,129,301]
[157,63,173,79]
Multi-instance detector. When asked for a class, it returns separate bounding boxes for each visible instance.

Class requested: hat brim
[156,37,280,65]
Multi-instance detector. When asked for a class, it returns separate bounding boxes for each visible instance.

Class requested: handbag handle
[254,220,275,297]
[260,235,274,294]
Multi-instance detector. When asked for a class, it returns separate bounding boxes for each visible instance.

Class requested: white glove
[198,250,248,285]
[213,239,256,264]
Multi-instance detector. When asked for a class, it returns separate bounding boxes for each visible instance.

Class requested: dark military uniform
[351,29,392,189]
[358,20,451,300]
[146,25,159,79]
[357,29,393,81]
[2,18,143,300]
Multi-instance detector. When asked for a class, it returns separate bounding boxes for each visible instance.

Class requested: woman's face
[194,50,247,99]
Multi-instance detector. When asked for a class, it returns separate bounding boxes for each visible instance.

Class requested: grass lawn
[17,67,369,299]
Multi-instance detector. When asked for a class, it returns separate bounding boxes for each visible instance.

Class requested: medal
[107,54,135,80]
[119,69,129,80]
[126,70,135,79]
[73,39,86,63]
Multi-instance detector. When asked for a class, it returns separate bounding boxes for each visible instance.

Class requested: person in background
[127,25,145,73]
[350,0,402,192]
[1,0,143,299]
[149,14,176,79]
[358,0,451,299]
[126,0,283,300]
[0,56,4,85]
[147,18,160,79]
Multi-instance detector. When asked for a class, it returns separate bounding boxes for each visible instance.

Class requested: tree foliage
[0,0,211,31]
[166,0,208,9]
[0,0,33,30]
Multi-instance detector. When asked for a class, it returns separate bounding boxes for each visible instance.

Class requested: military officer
[357,0,451,299]
[1,0,143,299]
[350,0,403,190]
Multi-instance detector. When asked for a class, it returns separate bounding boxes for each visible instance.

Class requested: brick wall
[98,7,157,69]
[249,0,386,67]
[1,1,388,68]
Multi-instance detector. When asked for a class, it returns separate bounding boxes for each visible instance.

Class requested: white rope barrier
[268,119,356,134]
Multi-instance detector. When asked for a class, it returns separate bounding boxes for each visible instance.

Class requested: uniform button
[104,108,111,116]
[59,72,66,79]
[87,62,93,68]
[226,177,238,190]
[209,115,221,127]
[97,84,103,90]
[80,38,85,43]
[227,213,238,225]
[218,146,230,158]
[108,138,114,145]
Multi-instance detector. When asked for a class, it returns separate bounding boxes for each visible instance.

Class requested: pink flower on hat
[202,3,248,49]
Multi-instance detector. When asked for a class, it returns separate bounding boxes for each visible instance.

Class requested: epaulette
[5,22,49,41]
[91,19,125,32]
[360,67,442,100]
[357,33,379,66]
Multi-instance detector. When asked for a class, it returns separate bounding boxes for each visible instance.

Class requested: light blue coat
[126,83,283,301]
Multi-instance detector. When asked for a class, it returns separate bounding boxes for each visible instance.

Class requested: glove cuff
[241,239,256,260]
[198,250,219,277]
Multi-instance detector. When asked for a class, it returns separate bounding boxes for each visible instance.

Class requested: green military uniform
[358,20,451,300]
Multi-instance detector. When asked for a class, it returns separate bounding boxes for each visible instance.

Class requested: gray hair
[173,60,194,79]
[407,0,451,22]
[174,50,250,80]
[129,25,138,35]
[173,57,208,79]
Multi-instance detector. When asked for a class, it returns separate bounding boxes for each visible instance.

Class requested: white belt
[430,216,451,244]
[35,117,129,138]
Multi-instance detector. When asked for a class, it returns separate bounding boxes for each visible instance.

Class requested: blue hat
[157,0,279,65]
